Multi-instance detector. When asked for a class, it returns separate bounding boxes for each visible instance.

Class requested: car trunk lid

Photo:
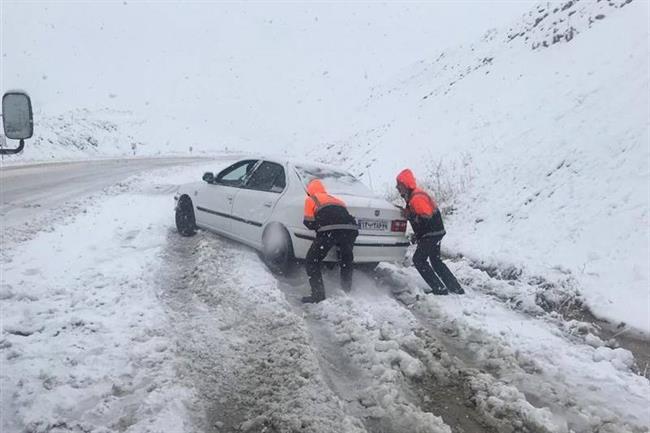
[336,194,406,236]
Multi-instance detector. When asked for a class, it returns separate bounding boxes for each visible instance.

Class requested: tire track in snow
[274,276,371,414]
[347,271,553,433]
[161,231,460,433]
[158,231,366,433]
[277,272,493,433]
[367,264,650,433]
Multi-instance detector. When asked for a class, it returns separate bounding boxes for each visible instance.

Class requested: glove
[408,233,417,245]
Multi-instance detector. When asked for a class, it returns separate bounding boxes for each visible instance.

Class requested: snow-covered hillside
[0,109,239,164]
[20,109,149,161]
[310,0,649,334]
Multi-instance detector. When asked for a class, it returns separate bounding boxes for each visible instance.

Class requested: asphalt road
[0,157,207,232]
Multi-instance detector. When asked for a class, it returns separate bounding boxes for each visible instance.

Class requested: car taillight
[391,220,407,232]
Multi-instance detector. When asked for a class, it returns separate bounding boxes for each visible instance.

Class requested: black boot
[449,285,465,295]
[302,295,324,304]
[431,255,464,294]
[413,244,447,295]
[427,287,449,296]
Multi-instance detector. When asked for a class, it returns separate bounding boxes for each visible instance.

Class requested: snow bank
[376,261,650,433]
[1,192,195,432]
[311,0,650,334]
[0,162,232,432]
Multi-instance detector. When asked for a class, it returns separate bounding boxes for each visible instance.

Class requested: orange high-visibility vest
[304,179,347,222]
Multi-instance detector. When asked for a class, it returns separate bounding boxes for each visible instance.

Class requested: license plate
[357,218,389,231]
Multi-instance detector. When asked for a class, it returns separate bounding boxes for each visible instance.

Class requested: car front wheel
[175,195,196,237]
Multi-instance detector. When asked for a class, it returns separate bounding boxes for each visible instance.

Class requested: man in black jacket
[302,179,359,303]
[396,168,464,295]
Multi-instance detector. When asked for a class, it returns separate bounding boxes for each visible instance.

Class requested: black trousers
[412,235,462,294]
[306,229,358,300]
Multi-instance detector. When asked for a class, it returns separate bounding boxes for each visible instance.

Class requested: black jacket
[406,206,445,240]
[304,204,358,232]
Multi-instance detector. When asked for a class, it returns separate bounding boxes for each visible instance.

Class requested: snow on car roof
[240,155,374,195]
[293,164,377,198]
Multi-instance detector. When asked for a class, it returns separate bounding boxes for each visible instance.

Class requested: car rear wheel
[175,195,196,237]
[262,224,295,275]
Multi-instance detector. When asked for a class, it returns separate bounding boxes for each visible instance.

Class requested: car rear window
[294,164,377,197]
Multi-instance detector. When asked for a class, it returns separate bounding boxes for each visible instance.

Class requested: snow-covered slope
[21,109,149,161]
[0,109,238,164]
[310,0,649,334]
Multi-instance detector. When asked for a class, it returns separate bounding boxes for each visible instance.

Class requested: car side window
[245,161,286,193]
[216,160,259,187]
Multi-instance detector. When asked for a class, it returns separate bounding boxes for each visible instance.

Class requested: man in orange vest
[396,168,464,295]
[302,179,359,303]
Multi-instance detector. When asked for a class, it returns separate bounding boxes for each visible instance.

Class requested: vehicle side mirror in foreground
[202,172,215,183]
[1,91,33,155]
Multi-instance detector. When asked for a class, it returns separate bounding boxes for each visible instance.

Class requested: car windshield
[294,164,377,198]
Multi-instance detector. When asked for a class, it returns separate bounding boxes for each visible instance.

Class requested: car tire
[262,223,295,275]
[175,195,196,237]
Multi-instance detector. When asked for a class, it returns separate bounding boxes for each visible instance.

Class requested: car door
[230,161,287,247]
[194,159,259,234]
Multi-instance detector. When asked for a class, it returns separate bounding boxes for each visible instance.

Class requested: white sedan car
[174,157,409,273]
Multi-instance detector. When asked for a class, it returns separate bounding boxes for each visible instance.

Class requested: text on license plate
[357,219,388,231]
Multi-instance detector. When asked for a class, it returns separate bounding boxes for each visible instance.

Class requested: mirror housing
[202,172,215,183]
[1,91,33,155]
[2,91,33,140]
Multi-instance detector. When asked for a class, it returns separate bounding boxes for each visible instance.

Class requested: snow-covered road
[0,158,208,245]
[2,161,648,433]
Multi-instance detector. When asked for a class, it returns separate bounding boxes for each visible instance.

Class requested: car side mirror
[1,91,33,155]
[202,172,215,183]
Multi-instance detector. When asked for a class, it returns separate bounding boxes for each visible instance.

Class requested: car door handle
[226,196,234,202]
[263,202,273,208]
